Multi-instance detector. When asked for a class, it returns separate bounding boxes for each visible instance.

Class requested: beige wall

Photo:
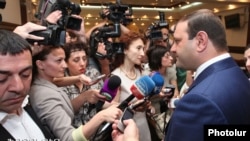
[217,7,249,47]
[0,0,21,24]
[216,6,249,60]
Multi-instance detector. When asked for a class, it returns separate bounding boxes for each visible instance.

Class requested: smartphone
[117,107,134,133]
[90,74,106,85]
[162,85,175,98]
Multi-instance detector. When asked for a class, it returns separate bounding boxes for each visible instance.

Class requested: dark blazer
[0,104,55,140]
[164,57,250,141]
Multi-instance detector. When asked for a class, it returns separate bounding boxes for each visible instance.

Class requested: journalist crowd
[1,0,250,141]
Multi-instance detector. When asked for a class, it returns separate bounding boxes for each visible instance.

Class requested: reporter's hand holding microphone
[96,75,156,135]
[81,89,106,104]
[109,75,157,141]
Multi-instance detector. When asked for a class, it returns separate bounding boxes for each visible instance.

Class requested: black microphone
[118,75,157,110]
[97,75,156,134]
[96,75,121,112]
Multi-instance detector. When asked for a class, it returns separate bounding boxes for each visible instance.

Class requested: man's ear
[195,31,208,52]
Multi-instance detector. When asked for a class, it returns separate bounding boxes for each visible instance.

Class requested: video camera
[28,0,82,46]
[89,0,129,61]
[99,1,132,25]
[0,0,6,23]
[89,24,124,60]
[146,11,169,40]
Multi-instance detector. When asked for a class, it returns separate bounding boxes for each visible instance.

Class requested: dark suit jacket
[0,104,55,140]
[164,57,250,141]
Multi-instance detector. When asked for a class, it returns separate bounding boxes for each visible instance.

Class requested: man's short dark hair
[179,9,228,51]
[0,29,32,55]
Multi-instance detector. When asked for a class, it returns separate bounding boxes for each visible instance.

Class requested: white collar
[0,95,29,123]
[194,53,230,80]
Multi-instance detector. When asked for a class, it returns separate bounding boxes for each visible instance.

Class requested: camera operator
[146,12,170,47]
[86,5,131,77]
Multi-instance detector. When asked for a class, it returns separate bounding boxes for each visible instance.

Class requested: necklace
[120,67,137,80]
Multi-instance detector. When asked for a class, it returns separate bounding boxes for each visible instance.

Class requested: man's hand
[13,22,46,40]
[45,10,62,24]
[112,119,139,141]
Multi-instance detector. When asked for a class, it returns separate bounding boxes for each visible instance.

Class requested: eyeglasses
[163,52,172,58]
[162,34,174,47]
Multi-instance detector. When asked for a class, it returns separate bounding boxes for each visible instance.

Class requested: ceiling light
[213,8,219,13]
[180,2,202,10]
[80,5,173,12]
[228,4,236,10]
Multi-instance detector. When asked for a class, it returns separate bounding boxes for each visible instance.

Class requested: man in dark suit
[164,9,250,141]
[244,44,250,78]
[0,24,54,140]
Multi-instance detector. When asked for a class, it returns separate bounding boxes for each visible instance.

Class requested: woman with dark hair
[145,45,173,110]
[111,31,152,141]
[144,45,174,140]
[61,42,107,128]
[29,45,122,141]
[146,45,172,75]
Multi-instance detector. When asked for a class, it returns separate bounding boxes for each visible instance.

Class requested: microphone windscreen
[100,75,121,102]
[149,71,164,95]
[107,75,121,90]
[130,75,155,99]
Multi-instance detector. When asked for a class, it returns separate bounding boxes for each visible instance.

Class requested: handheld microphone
[96,75,121,112]
[149,71,164,96]
[97,75,156,134]
[118,75,156,110]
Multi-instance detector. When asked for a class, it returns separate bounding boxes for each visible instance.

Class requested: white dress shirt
[0,96,45,140]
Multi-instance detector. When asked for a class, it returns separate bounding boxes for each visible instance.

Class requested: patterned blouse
[63,66,104,133]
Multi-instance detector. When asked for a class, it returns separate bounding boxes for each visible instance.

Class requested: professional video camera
[100,3,133,26]
[99,0,132,37]
[89,24,124,61]
[0,0,6,23]
[89,0,129,61]
[146,11,169,40]
[28,0,82,46]
[121,6,133,26]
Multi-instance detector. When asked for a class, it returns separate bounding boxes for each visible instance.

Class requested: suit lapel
[186,57,236,93]
[24,104,55,139]
[0,124,15,140]
[165,57,237,140]
[0,105,55,140]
